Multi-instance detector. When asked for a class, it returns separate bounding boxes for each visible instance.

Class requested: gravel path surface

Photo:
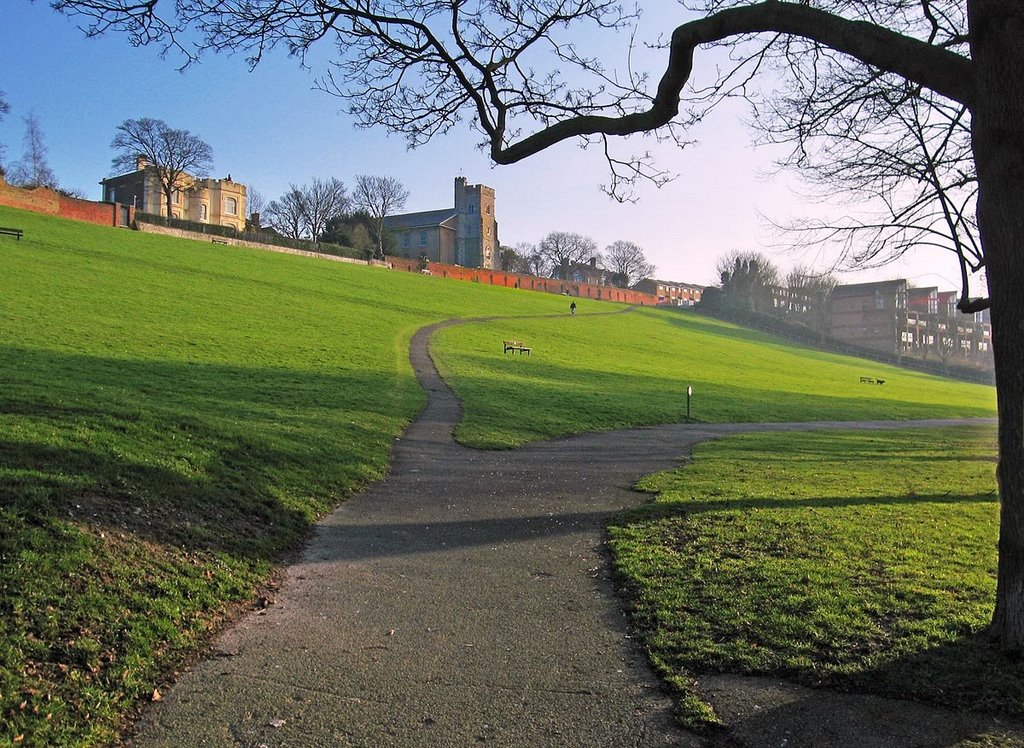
[130,317,1012,747]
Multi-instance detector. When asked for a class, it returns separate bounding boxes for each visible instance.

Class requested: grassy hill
[432,308,995,447]
[0,206,569,744]
[0,205,997,744]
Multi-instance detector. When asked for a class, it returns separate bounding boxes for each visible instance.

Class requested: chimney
[135,155,148,171]
[589,256,597,267]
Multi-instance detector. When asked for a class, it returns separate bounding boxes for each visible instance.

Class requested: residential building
[383,177,498,269]
[829,279,991,363]
[632,278,704,306]
[829,280,908,355]
[99,157,247,231]
[563,257,611,286]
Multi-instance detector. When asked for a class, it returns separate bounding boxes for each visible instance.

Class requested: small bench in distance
[503,340,531,355]
[0,227,24,240]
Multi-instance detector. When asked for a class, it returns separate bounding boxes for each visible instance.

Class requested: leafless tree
[111,117,213,218]
[43,0,1024,648]
[9,113,59,189]
[604,240,655,288]
[785,265,837,339]
[716,250,780,314]
[264,185,307,240]
[538,232,598,280]
[300,177,351,245]
[511,241,550,278]
[499,245,530,274]
[0,90,10,174]
[351,175,408,259]
[246,186,267,229]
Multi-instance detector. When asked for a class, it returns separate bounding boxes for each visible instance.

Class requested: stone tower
[454,176,498,269]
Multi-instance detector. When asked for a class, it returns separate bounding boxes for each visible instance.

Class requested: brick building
[829,279,991,362]
[100,157,247,231]
[384,177,498,269]
[632,278,704,307]
[564,258,612,286]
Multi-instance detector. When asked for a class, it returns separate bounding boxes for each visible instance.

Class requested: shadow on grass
[853,632,1024,719]
[445,347,992,449]
[611,490,1022,725]
[0,344,417,563]
[617,491,997,527]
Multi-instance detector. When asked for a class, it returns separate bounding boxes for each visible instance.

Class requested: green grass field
[0,206,568,744]
[608,427,1013,728]
[0,205,1001,744]
[432,310,995,448]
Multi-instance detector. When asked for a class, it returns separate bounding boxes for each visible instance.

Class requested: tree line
[0,92,79,196]
[253,175,408,260]
[700,250,837,338]
[500,232,655,289]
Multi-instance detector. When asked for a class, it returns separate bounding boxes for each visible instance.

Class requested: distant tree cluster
[259,174,408,258]
[500,232,654,287]
[702,250,836,337]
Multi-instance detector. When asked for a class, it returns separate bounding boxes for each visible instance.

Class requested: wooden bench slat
[502,340,531,355]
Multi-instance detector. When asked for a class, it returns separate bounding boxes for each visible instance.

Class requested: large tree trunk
[969,0,1024,648]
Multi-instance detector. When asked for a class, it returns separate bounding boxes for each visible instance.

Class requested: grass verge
[606,426,1022,729]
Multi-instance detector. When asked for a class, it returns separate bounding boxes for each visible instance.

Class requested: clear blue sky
[0,1,967,290]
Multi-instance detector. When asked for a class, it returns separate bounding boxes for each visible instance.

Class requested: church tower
[454,176,498,269]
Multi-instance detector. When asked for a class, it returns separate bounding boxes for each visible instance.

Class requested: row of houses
[829,279,991,362]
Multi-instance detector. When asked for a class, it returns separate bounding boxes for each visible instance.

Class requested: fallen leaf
[151,689,162,702]
[269,718,287,728]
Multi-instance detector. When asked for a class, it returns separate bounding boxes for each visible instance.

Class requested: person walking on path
[570,300,577,316]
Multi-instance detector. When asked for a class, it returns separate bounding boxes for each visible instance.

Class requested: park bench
[860,376,885,385]
[0,227,24,240]
[211,238,229,245]
[503,340,531,355]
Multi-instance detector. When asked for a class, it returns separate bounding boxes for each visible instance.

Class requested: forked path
[133,318,1002,747]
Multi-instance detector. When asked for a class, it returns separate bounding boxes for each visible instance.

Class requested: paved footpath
[132,318,1009,747]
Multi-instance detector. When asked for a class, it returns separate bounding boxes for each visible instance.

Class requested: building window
[419,231,427,247]
[402,233,410,248]
[200,203,208,221]
[224,197,238,215]
[173,190,182,205]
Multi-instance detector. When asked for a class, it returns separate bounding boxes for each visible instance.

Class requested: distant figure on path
[570,301,577,316]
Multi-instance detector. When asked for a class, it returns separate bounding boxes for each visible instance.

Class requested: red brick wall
[56,193,122,226]
[0,178,130,227]
[388,256,657,305]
